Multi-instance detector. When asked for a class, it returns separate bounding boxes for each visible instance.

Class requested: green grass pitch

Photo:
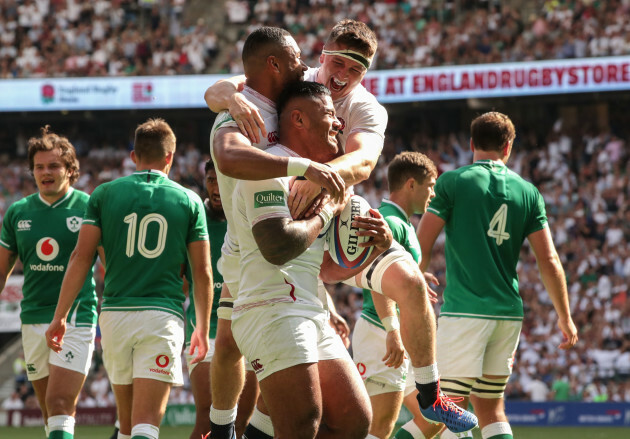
[0,425,627,438]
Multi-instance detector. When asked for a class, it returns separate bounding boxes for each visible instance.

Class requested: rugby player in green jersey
[0,127,99,439]
[46,119,212,439]
[417,112,578,439]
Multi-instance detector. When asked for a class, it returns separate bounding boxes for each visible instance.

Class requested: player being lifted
[416,112,578,439]
[46,119,213,439]
[206,20,477,438]
[0,127,99,439]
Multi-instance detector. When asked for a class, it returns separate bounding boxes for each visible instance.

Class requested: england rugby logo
[41,84,55,104]
[36,237,59,261]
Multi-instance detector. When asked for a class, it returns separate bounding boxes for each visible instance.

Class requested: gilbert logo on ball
[328,195,373,269]
[36,237,59,262]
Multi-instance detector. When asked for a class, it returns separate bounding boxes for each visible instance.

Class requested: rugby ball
[327,195,374,269]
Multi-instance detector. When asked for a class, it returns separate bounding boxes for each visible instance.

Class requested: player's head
[28,125,79,200]
[204,159,222,213]
[132,118,176,170]
[470,112,516,160]
[242,27,306,88]
[277,81,341,163]
[387,151,437,214]
[319,19,377,100]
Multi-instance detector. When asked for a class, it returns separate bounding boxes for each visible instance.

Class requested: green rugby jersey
[427,160,547,320]
[185,201,226,345]
[361,199,421,329]
[0,188,97,326]
[84,170,208,320]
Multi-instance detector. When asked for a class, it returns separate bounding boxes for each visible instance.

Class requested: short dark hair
[471,112,515,153]
[387,152,437,192]
[28,125,80,185]
[277,81,331,120]
[205,159,215,174]
[325,19,378,59]
[133,118,176,162]
[242,26,292,73]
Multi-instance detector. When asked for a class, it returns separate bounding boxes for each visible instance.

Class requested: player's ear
[319,52,325,64]
[291,109,303,127]
[130,150,137,164]
[268,55,280,73]
[165,151,174,165]
[469,138,475,152]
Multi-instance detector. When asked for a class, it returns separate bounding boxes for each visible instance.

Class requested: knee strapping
[217,297,234,320]
[440,377,475,398]
[471,376,509,399]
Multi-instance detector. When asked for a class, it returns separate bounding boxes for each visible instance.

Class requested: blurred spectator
[2,391,24,410]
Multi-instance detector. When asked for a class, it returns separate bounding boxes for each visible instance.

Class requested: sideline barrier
[506,401,630,426]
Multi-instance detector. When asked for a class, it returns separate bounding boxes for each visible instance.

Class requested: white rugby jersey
[231,145,328,319]
[306,67,388,154]
[209,86,279,270]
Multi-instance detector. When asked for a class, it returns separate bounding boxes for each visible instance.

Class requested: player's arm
[46,224,101,352]
[372,292,405,368]
[96,245,105,268]
[187,239,212,363]
[326,290,350,347]
[204,75,267,143]
[319,209,394,283]
[214,127,345,200]
[417,212,445,272]
[290,131,383,218]
[0,246,18,292]
[527,226,578,350]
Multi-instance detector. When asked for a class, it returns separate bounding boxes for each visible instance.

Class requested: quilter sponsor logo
[132,82,153,103]
[254,191,285,208]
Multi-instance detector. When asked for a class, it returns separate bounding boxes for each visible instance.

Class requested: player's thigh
[112,383,133,433]
[258,362,321,437]
[483,320,522,376]
[436,316,495,378]
[46,364,87,413]
[352,318,410,396]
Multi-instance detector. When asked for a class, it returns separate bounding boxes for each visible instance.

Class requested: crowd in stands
[2,0,630,79]
[2,111,630,408]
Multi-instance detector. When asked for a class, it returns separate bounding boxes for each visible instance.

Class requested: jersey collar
[133,169,168,178]
[382,199,409,222]
[242,85,276,114]
[474,159,505,166]
[38,187,74,208]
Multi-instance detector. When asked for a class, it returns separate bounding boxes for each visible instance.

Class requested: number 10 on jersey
[124,213,168,258]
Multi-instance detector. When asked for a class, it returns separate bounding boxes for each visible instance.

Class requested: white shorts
[232,304,350,381]
[22,323,95,381]
[185,338,216,376]
[352,318,410,396]
[100,310,185,386]
[347,242,412,295]
[436,316,522,378]
[217,251,240,295]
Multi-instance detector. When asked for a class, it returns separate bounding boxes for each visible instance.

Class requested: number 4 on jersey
[487,204,510,245]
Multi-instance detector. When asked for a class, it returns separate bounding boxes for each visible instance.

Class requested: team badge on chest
[66,216,82,232]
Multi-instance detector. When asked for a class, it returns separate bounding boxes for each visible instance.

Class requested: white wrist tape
[317,205,334,226]
[381,316,400,332]
[287,157,311,176]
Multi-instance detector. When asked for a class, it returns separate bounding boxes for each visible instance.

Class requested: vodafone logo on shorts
[356,362,366,376]
[155,355,170,368]
[36,237,59,261]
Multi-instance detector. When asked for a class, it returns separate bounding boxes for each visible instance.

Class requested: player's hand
[383,329,405,368]
[423,271,439,304]
[557,317,578,350]
[303,162,345,204]
[228,93,267,144]
[353,209,393,253]
[289,179,322,219]
[45,318,67,353]
[189,329,210,364]
[329,309,351,348]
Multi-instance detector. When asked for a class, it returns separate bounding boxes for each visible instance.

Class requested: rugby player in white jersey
[208,27,346,439]
[206,20,478,438]
[231,80,395,438]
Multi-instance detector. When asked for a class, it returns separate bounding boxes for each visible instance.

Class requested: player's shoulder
[212,110,237,132]
[346,83,385,111]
